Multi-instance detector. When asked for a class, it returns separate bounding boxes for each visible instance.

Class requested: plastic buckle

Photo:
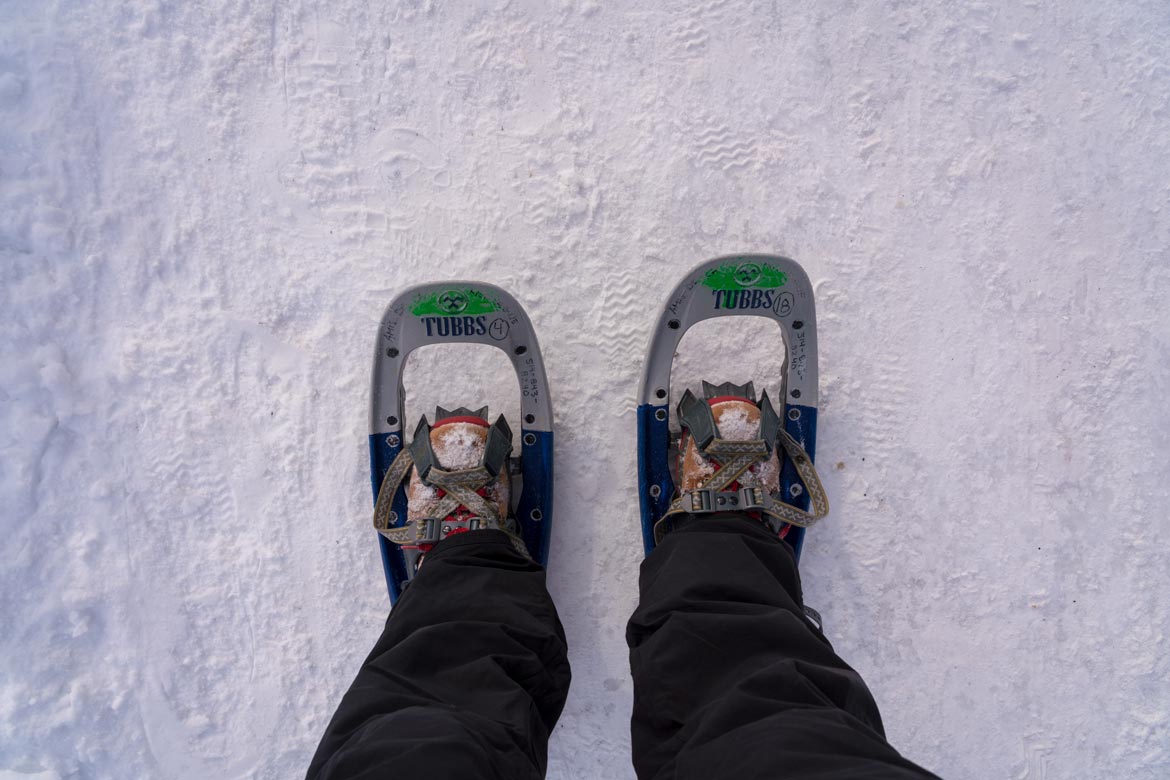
[689,487,761,513]
[417,518,440,543]
[738,486,766,511]
[442,516,503,536]
[689,488,715,512]
[415,517,473,542]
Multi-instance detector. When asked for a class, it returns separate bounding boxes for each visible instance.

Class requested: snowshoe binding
[637,256,829,560]
[369,283,553,602]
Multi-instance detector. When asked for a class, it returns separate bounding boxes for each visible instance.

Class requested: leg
[627,515,939,780]
[307,530,571,780]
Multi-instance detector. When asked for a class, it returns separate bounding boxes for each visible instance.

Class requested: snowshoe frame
[637,255,820,560]
[370,282,553,602]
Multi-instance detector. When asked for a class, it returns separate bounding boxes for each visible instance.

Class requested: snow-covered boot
[657,380,828,544]
[677,381,783,528]
[374,406,526,564]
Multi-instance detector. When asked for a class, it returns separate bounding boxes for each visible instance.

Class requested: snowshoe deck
[637,255,822,560]
[369,283,553,602]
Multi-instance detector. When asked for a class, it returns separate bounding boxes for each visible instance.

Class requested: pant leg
[626,514,939,780]
[307,530,571,780]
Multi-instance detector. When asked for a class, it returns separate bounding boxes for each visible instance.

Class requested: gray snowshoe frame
[637,254,822,559]
[369,282,553,602]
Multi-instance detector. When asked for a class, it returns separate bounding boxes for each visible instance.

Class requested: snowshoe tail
[637,255,823,560]
[369,282,553,602]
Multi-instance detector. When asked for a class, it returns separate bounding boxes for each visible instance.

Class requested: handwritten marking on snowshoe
[488,318,510,340]
[774,291,795,317]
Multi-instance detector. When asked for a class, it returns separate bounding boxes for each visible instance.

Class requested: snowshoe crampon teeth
[435,405,489,421]
[701,380,756,402]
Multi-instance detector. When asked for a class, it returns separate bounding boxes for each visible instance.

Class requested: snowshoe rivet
[792,320,803,330]
[655,387,667,399]
[530,509,543,521]
[791,389,802,399]
[655,408,667,421]
[389,511,398,523]
[523,433,537,446]
[514,345,527,355]
[788,408,800,421]
[387,415,399,426]
[730,495,738,505]
[387,347,399,358]
[668,319,680,330]
[716,495,726,505]
[525,413,535,424]
[387,434,400,447]
[789,484,804,497]
[649,485,662,498]
[442,524,451,534]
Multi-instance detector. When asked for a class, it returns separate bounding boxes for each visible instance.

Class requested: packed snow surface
[2,1,1169,778]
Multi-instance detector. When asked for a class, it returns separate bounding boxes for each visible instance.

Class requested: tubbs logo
[733,263,762,287]
[411,288,501,317]
[702,261,787,291]
[421,315,490,338]
[701,261,788,310]
[437,290,468,314]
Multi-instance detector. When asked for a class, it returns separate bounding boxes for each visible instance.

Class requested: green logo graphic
[411,288,502,317]
[701,261,787,291]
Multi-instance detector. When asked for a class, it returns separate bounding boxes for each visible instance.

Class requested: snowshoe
[369,283,553,602]
[637,256,829,560]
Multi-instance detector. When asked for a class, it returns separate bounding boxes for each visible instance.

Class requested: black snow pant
[306,515,940,780]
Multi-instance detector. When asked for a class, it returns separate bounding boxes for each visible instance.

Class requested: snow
[431,421,491,471]
[2,1,1169,778]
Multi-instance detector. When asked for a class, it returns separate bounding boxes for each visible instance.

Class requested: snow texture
[2,1,1169,778]
[431,420,490,471]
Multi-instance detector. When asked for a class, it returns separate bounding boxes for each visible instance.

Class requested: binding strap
[372,415,527,555]
[654,390,829,543]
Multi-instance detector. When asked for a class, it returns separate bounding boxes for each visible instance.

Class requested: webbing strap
[422,465,500,522]
[372,442,526,555]
[764,428,830,526]
[655,429,829,543]
[372,448,415,536]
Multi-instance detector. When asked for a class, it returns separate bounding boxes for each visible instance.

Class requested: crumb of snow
[713,403,758,441]
[432,422,487,470]
[682,442,716,488]
[411,477,438,500]
[746,453,779,490]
